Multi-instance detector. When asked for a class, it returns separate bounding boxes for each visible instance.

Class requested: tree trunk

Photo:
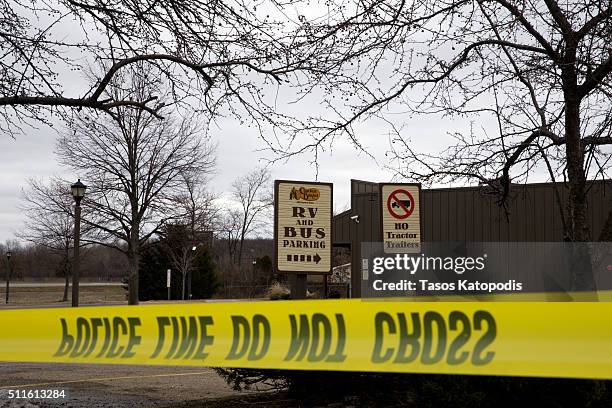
[127,236,140,305]
[62,248,70,302]
[563,85,594,290]
[558,42,595,291]
[238,236,244,266]
[564,99,589,242]
[561,42,589,243]
[63,273,69,302]
[238,215,247,265]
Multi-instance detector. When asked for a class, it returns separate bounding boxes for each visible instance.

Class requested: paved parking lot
[0,363,263,407]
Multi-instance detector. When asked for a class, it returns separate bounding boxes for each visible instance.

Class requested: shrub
[267,282,290,300]
[328,289,342,298]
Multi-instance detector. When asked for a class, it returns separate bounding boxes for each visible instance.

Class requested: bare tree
[161,224,195,301]
[283,0,611,248]
[230,167,272,265]
[55,64,216,305]
[0,0,328,138]
[18,178,76,301]
[219,209,244,265]
[175,173,220,239]
[163,173,219,300]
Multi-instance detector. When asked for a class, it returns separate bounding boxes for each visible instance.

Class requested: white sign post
[166,269,171,300]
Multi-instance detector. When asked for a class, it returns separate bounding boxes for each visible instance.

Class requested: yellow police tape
[1,299,612,380]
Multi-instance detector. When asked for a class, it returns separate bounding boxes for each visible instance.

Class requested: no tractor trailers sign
[274,180,332,274]
[380,183,422,253]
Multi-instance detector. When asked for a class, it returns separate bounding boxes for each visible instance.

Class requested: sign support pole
[323,274,328,298]
[291,273,307,299]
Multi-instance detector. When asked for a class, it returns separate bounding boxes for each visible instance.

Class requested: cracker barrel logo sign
[275,180,332,274]
[380,183,422,253]
[289,187,320,201]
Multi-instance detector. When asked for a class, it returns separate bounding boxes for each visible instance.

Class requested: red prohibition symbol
[387,189,415,219]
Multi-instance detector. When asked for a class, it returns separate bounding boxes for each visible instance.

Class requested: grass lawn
[0,283,125,306]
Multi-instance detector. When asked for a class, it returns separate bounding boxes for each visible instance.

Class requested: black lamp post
[70,179,87,307]
[5,250,11,304]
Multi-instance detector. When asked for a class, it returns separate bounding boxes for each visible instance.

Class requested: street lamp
[70,179,87,307]
[71,179,87,205]
[5,250,12,304]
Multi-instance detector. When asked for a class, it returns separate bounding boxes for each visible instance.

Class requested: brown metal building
[333,179,612,297]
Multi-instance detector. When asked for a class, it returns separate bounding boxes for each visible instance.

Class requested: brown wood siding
[332,210,352,246]
[337,179,612,298]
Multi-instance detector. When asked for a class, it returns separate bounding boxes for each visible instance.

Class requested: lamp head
[70,179,87,204]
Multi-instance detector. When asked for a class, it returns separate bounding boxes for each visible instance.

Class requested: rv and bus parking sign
[274,180,333,274]
[380,183,422,253]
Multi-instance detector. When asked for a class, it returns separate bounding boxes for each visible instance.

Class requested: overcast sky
[0,97,476,242]
[1,95,473,243]
[0,1,528,243]
[0,113,393,243]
